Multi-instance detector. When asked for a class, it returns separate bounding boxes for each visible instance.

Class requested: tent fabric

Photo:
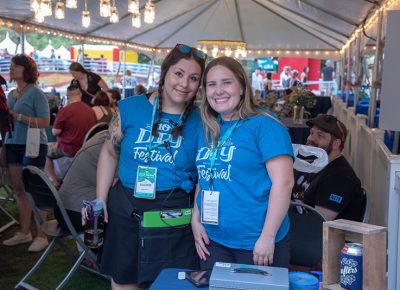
[0,0,387,54]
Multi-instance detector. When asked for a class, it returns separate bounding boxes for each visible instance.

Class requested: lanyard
[208,117,239,189]
[146,95,184,162]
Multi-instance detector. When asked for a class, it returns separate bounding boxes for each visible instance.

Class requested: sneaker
[28,237,49,252]
[3,232,32,246]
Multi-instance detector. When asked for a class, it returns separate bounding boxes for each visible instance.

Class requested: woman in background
[2,54,50,252]
[69,62,108,106]
[92,91,114,123]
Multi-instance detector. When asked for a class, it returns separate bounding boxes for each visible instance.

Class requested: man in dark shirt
[301,114,365,221]
[321,61,335,95]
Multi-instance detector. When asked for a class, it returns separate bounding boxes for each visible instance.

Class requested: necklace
[14,83,30,99]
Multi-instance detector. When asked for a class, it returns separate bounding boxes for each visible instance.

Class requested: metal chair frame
[15,166,108,290]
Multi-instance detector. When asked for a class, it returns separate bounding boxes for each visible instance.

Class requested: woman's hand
[253,235,275,266]
[191,217,210,261]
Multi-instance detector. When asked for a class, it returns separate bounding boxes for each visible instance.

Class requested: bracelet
[17,113,23,122]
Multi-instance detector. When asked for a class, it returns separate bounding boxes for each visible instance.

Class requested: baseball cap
[306,114,347,142]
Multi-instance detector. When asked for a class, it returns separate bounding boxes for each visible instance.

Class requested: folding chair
[0,166,19,233]
[289,201,326,267]
[83,122,109,144]
[15,165,108,290]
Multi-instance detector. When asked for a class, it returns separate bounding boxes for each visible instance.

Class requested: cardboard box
[209,262,289,290]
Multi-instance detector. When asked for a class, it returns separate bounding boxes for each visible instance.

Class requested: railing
[332,96,400,290]
[0,57,161,79]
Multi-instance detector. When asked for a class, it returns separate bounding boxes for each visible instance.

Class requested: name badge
[134,166,157,199]
[201,190,219,225]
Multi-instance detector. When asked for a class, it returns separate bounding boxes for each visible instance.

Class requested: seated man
[45,85,97,187]
[295,114,365,221]
[53,130,108,231]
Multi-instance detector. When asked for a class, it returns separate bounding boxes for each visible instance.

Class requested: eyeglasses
[175,44,207,61]
[323,115,345,140]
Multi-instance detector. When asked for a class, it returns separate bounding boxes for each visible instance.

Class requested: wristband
[17,113,23,122]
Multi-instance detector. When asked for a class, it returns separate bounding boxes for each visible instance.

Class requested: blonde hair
[201,57,283,147]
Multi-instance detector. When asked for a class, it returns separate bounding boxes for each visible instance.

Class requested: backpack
[0,75,13,139]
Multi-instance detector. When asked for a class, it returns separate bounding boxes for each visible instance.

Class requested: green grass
[0,195,110,290]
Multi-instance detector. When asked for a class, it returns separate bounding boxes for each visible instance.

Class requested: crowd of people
[0,46,364,290]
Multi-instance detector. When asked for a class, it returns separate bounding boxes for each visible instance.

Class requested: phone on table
[185,270,211,287]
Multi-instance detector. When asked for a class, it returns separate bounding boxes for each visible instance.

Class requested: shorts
[5,144,48,168]
[100,182,194,285]
[200,233,290,270]
[47,143,72,160]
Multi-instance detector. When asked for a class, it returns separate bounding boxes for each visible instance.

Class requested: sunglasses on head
[175,44,207,61]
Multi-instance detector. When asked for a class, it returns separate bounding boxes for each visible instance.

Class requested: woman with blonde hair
[192,57,294,269]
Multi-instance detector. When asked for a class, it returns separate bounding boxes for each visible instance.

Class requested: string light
[128,0,139,13]
[82,0,90,28]
[99,0,111,17]
[66,0,77,9]
[110,6,119,23]
[55,2,65,19]
[144,0,155,24]
[132,11,141,28]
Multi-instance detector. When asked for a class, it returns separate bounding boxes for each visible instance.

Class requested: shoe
[42,219,61,236]
[28,237,49,252]
[3,232,32,246]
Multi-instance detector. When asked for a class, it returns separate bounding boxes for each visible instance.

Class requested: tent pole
[353,35,362,108]
[147,52,155,89]
[20,26,25,54]
[368,10,384,128]
[122,44,127,99]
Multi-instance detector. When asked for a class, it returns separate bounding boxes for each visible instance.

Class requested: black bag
[137,223,199,288]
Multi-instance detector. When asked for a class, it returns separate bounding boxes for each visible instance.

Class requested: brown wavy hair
[11,54,39,84]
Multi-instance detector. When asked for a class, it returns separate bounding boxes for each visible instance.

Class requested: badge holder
[201,190,219,225]
[134,166,157,199]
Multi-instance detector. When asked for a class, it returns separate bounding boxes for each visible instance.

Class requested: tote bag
[25,118,40,158]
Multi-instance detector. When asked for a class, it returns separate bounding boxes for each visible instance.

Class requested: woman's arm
[253,155,294,266]
[191,183,210,261]
[96,111,123,222]
[98,78,109,92]
[10,110,49,128]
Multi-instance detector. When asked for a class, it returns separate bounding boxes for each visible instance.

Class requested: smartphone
[185,270,211,287]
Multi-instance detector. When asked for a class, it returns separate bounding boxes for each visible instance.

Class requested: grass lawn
[0,192,110,290]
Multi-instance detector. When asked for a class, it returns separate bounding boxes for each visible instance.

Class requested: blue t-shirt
[6,86,49,145]
[196,114,294,250]
[118,95,200,191]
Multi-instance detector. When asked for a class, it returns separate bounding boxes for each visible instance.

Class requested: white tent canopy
[38,40,55,58]
[0,0,397,59]
[0,32,17,54]
[56,45,71,60]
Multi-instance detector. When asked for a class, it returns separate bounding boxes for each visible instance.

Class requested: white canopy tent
[0,0,395,59]
[0,32,17,54]
[38,40,55,58]
[55,45,71,60]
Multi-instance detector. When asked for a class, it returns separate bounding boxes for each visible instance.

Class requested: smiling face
[162,57,202,109]
[205,65,243,121]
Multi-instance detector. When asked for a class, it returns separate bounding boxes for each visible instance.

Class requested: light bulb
[212,46,219,58]
[66,0,77,9]
[30,0,40,12]
[55,2,65,19]
[40,0,52,17]
[144,0,155,24]
[35,11,45,23]
[100,0,111,17]
[128,0,139,13]
[82,11,90,28]
[110,6,119,23]
[132,12,141,28]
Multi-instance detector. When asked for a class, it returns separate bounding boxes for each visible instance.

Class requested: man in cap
[300,114,365,221]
